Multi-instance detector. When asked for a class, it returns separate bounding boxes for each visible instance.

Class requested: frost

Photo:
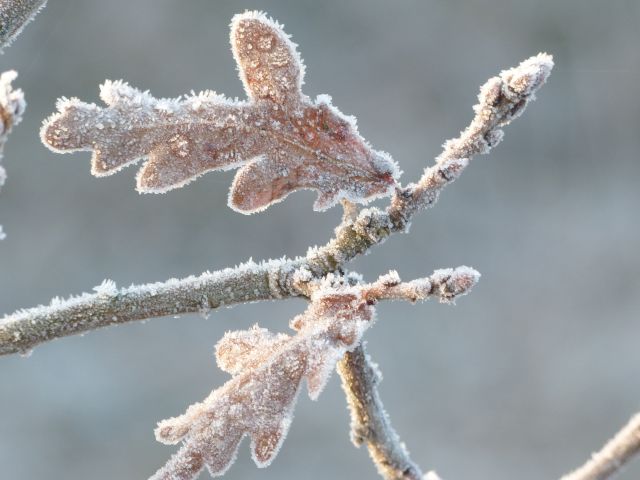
[429,266,480,304]
[93,279,118,297]
[0,70,25,240]
[147,267,480,479]
[151,284,376,480]
[424,472,444,480]
[0,0,48,51]
[41,11,400,215]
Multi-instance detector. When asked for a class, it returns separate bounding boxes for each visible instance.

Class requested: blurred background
[1,1,639,479]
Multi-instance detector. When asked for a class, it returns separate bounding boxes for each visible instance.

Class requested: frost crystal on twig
[41,11,399,214]
[150,269,478,479]
[0,70,25,239]
[151,283,375,479]
[560,413,640,480]
[0,0,47,51]
[1,5,558,477]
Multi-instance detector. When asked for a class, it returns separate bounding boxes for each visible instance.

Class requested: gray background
[1,1,639,479]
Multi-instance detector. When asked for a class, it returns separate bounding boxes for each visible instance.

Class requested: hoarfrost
[0,0,48,51]
[93,278,118,297]
[151,282,376,480]
[0,70,25,239]
[41,11,400,215]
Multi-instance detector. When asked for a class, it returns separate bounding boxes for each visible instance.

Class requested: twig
[336,268,479,480]
[0,259,303,355]
[560,414,640,480]
[0,69,24,240]
[338,347,423,480]
[0,0,47,51]
[0,54,552,356]
[304,53,554,274]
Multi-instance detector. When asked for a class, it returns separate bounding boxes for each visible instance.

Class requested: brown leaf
[41,11,399,214]
[151,290,375,479]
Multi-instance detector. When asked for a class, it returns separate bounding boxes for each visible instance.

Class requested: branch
[560,414,640,480]
[0,259,302,356]
[150,269,478,480]
[0,54,551,356]
[0,0,47,51]
[338,347,424,480]
[336,268,478,480]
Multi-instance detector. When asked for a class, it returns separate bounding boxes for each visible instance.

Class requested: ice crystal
[151,284,376,479]
[41,11,400,214]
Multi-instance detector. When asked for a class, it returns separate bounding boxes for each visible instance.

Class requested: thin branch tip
[560,413,640,480]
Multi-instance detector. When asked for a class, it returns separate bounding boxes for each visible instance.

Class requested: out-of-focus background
[1,1,639,479]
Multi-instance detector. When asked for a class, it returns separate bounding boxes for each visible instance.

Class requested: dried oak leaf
[150,287,375,479]
[40,11,400,213]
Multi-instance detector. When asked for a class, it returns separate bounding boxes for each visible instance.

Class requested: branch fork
[5,10,628,480]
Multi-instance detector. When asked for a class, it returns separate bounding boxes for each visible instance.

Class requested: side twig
[0,54,552,357]
[338,346,424,480]
[0,259,302,355]
[560,413,640,480]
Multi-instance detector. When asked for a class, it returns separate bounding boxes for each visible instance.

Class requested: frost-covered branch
[41,12,399,214]
[0,259,302,356]
[151,269,478,480]
[335,268,478,480]
[560,413,640,480]
[0,69,25,240]
[0,0,47,50]
[0,54,550,356]
[0,8,558,480]
[304,53,553,275]
[338,347,424,480]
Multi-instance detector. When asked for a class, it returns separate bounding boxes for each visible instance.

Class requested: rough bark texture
[339,347,424,480]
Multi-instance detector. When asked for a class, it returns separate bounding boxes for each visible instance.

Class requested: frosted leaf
[151,285,375,479]
[214,325,290,375]
[92,279,117,297]
[41,11,400,214]
[230,10,304,105]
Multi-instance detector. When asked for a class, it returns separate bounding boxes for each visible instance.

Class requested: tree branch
[0,259,303,355]
[304,53,553,275]
[560,413,640,480]
[0,0,47,51]
[338,347,424,480]
[0,53,552,356]
[336,268,479,480]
